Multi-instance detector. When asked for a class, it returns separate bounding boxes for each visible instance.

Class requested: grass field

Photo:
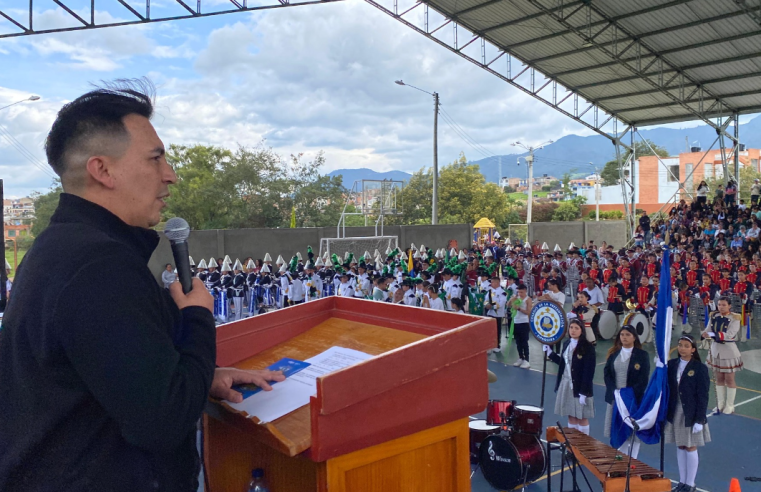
[4,248,27,277]
[507,191,549,201]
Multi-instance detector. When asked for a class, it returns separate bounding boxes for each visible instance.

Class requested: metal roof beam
[451,0,505,18]
[574,52,761,90]
[552,29,761,77]
[593,70,761,102]
[634,109,761,127]
[529,4,760,65]
[495,0,694,50]
[522,0,735,138]
[479,0,585,35]
[614,89,761,113]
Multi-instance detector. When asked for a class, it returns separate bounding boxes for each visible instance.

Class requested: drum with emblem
[622,312,651,344]
[529,300,567,346]
[479,433,546,490]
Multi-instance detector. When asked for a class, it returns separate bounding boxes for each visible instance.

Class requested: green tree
[600,139,669,186]
[30,182,63,237]
[552,196,587,222]
[397,167,433,225]
[561,169,577,198]
[503,185,516,193]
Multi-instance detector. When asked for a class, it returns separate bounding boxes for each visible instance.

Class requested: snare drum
[469,419,500,464]
[597,309,619,340]
[513,404,544,435]
[486,399,516,426]
[480,433,546,490]
[622,312,651,344]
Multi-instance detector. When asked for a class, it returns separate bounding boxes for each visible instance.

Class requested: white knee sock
[578,425,590,435]
[619,441,641,459]
[676,448,687,484]
[685,450,699,487]
[568,420,578,430]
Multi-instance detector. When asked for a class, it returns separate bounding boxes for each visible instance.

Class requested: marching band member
[205,258,221,289]
[603,325,650,458]
[665,335,710,492]
[701,297,743,414]
[571,290,597,344]
[401,279,416,305]
[195,259,208,283]
[543,318,596,435]
[635,275,653,316]
[230,260,247,321]
[606,275,626,319]
[511,284,532,368]
[337,273,355,297]
[354,262,371,299]
[303,262,322,302]
[484,276,508,353]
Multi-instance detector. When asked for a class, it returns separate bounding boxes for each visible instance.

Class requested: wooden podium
[204,297,494,492]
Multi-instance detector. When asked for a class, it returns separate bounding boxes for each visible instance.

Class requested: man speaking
[0,80,283,491]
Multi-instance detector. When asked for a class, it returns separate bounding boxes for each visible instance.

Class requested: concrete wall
[527,220,628,250]
[148,224,472,279]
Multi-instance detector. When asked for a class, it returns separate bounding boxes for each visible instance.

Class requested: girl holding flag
[665,334,710,492]
[603,325,650,458]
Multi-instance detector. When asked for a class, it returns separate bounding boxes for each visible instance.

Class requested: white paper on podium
[225,346,373,423]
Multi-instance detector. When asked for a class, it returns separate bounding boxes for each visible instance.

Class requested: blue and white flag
[611,246,672,448]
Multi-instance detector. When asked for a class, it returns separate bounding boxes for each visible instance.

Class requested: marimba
[546,426,671,492]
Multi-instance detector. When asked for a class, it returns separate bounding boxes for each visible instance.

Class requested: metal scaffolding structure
[365,0,761,238]
[2,0,760,239]
[0,0,341,39]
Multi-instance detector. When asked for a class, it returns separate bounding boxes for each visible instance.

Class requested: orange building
[580,148,760,215]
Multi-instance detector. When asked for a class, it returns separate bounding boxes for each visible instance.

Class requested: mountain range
[328,114,761,184]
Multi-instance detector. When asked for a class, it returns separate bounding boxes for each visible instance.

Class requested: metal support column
[1,179,6,313]
[734,113,740,200]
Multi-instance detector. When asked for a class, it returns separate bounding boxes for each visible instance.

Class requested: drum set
[469,399,547,490]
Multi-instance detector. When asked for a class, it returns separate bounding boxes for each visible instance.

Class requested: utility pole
[513,140,554,225]
[1,179,6,313]
[433,92,439,225]
[498,155,502,190]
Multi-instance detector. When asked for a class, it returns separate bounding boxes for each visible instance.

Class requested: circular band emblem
[529,300,567,345]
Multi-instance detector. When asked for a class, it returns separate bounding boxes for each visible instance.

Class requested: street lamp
[589,162,601,222]
[512,140,553,225]
[395,80,439,225]
[0,95,41,112]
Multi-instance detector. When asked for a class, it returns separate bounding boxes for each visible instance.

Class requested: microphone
[627,416,641,431]
[164,217,193,294]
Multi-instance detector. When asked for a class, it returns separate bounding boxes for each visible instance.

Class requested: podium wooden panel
[205,297,493,491]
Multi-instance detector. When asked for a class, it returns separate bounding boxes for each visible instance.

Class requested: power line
[0,123,58,180]
[438,105,499,159]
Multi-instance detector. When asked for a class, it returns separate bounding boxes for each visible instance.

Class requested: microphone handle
[171,240,193,294]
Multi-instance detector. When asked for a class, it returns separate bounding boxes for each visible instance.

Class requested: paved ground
[471,324,761,492]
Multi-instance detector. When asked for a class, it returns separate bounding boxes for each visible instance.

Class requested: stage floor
[474,330,761,492]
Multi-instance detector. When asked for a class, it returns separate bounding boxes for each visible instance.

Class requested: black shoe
[671,483,685,492]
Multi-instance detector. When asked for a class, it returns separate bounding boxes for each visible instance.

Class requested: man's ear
[85,156,116,189]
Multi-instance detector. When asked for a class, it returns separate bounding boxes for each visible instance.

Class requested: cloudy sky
[0,0,721,198]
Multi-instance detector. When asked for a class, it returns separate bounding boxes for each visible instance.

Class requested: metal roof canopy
[367,0,761,137]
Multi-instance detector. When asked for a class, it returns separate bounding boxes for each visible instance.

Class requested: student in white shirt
[337,273,355,297]
[422,285,445,311]
[512,284,533,369]
[582,277,604,307]
[539,278,566,306]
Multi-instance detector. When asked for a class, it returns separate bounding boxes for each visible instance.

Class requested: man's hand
[169,278,213,312]
[211,367,286,403]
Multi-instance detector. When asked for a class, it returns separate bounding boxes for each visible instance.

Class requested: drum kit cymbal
[470,399,547,490]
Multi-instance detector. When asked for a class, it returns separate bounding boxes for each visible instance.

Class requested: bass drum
[597,310,619,340]
[480,434,547,490]
[622,312,651,344]
[468,420,500,464]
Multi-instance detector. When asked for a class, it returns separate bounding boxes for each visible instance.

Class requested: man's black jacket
[0,193,216,491]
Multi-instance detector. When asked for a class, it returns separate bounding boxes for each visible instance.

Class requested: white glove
[692,423,703,434]
[543,344,553,355]
[654,356,665,369]
[579,395,587,406]
[703,331,716,339]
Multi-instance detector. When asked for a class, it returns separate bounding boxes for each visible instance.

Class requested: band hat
[297,252,303,261]
[276,255,285,265]
[554,244,561,252]
[261,264,271,273]
[208,257,218,268]
[263,253,272,262]
[385,247,393,255]
[569,242,576,249]
[315,257,325,267]
[413,250,422,259]
[450,248,457,256]
[401,251,408,261]
[419,244,425,253]
[458,250,467,260]
[222,255,231,265]
[233,259,243,271]
[541,242,549,250]
[188,256,195,266]
[279,264,287,273]
[305,261,315,270]
[221,261,232,273]
[374,249,381,258]
[484,249,493,257]
[4,258,9,270]
[197,259,208,269]
[344,251,351,261]
[364,250,372,260]
[410,243,417,252]
[246,259,256,269]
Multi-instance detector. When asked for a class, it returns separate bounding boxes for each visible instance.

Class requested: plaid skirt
[664,394,711,448]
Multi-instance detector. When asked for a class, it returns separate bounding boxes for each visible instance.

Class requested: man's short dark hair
[45,78,155,187]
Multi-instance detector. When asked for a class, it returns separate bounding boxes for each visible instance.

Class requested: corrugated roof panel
[706,77,761,96]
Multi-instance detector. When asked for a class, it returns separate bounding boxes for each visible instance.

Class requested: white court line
[733,393,761,408]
